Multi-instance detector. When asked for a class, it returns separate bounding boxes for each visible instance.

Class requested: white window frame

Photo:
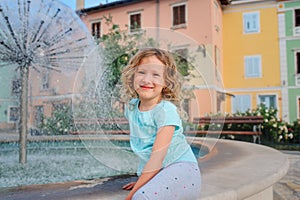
[41,71,49,90]
[90,19,102,39]
[231,94,251,113]
[128,11,142,33]
[8,106,20,123]
[295,51,300,86]
[11,79,21,95]
[294,9,300,35]
[172,46,189,78]
[34,105,44,127]
[171,2,187,29]
[257,94,277,109]
[244,55,262,78]
[297,96,300,119]
[243,11,260,34]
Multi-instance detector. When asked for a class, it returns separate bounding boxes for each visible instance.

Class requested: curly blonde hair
[121,48,181,105]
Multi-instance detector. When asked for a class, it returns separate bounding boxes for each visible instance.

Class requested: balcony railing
[294,26,300,36]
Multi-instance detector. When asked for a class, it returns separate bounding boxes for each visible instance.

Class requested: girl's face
[133,56,165,103]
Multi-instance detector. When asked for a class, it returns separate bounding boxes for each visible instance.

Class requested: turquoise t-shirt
[125,98,197,176]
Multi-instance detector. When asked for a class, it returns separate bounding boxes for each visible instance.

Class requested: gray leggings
[132,162,201,200]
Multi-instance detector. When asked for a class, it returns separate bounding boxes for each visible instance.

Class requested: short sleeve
[124,99,139,120]
[154,101,181,130]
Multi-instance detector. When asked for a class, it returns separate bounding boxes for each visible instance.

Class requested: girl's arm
[125,125,175,200]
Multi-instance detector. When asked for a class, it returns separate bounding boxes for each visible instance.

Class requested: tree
[89,15,193,116]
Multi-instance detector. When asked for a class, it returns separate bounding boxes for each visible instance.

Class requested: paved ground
[274,151,300,200]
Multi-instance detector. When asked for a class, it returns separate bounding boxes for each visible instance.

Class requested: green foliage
[39,104,74,135]
[97,15,153,92]
[201,104,299,144]
[97,15,193,92]
[247,104,297,144]
[173,54,191,77]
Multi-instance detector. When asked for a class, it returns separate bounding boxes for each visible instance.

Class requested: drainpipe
[76,0,85,10]
[156,0,160,42]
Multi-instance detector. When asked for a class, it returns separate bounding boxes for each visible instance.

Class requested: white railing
[294,26,300,36]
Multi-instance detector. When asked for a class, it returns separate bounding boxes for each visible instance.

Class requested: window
[174,48,188,62]
[42,72,49,90]
[244,55,261,78]
[173,48,189,76]
[91,21,101,38]
[243,12,260,33]
[296,52,300,74]
[295,9,300,27]
[231,95,251,113]
[9,107,20,122]
[35,106,44,127]
[12,79,21,95]
[215,45,221,80]
[298,97,300,119]
[258,95,276,109]
[172,3,186,27]
[182,98,190,117]
[129,12,141,32]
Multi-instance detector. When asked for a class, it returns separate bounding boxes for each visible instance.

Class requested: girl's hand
[122,182,136,190]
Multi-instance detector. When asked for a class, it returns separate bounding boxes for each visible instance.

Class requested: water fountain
[0,0,96,163]
[0,0,212,189]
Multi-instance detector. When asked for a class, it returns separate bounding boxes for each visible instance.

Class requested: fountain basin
[0,134,206,188]
[0,137,289,200]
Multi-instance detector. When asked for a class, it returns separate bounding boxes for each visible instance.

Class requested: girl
[121,48,201,200]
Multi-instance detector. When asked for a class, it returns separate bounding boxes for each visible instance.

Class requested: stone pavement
[274,151,300,200]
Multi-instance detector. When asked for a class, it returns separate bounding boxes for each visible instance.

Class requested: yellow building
[223,0,282,117]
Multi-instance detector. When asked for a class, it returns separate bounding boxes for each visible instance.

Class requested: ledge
[197,138,289,200]
[0,138,289,200]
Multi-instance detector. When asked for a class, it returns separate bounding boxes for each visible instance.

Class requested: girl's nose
[142,73,152,83]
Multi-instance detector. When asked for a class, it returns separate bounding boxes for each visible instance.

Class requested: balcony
[294,26,300,36]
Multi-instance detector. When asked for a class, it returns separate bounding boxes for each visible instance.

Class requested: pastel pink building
[77,0,230,120]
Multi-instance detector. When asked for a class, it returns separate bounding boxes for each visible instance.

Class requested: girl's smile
[140,85,154,90]
[133,56,165,110]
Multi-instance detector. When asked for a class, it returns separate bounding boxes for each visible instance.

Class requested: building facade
[223,0,283,118]
[77,0,230,120]
[278,0,300,123]
[1,0,299,133]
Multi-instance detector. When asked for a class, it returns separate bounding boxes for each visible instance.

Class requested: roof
[76,0,147,15]
[77,0,233,15]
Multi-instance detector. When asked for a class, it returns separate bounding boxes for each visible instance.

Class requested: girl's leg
[132,162,201,200]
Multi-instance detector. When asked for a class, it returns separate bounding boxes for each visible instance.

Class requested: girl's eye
[153,73,160,77]
[137,71,145,74]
